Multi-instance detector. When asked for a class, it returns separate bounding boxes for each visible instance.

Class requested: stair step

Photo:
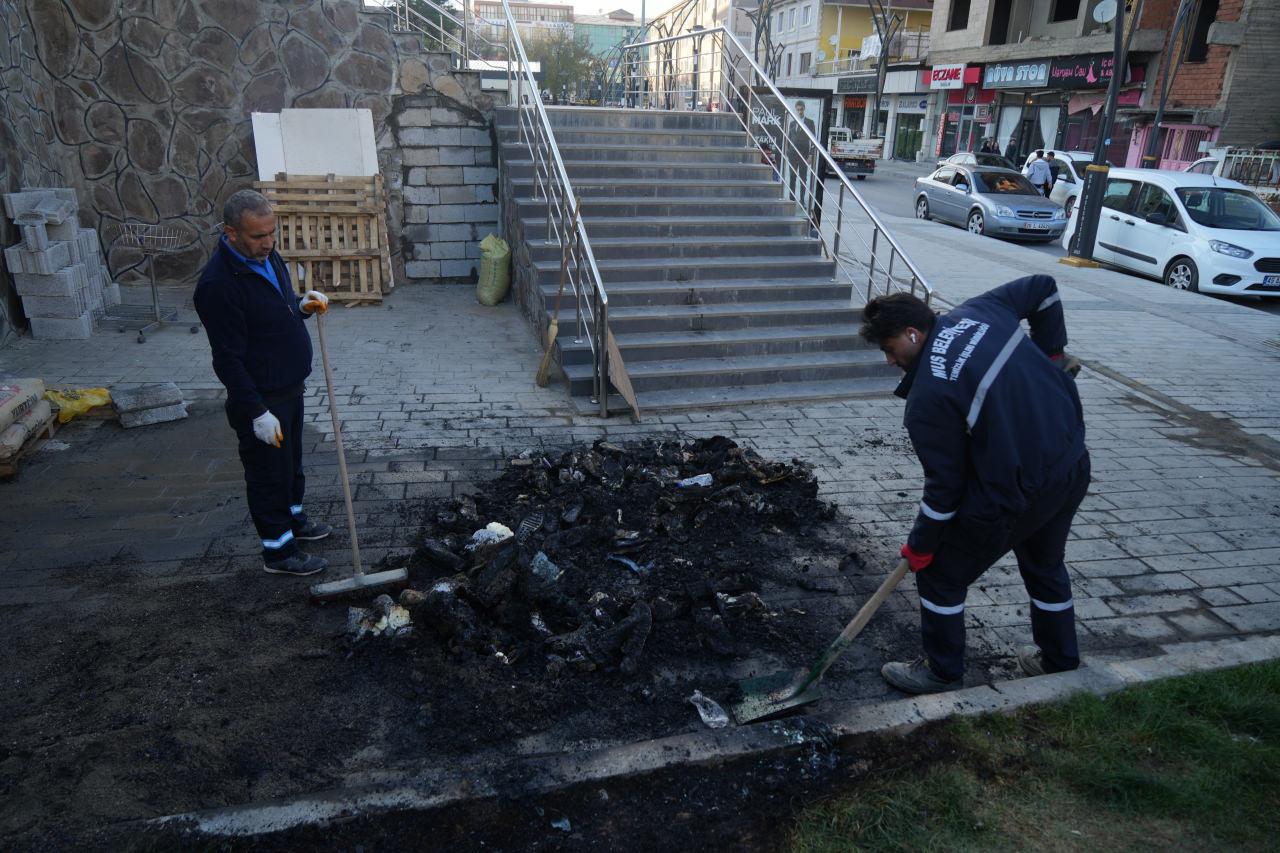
[550,143,762,163]
[527,235,823,262]
[511,177,781,200]
[534,255,836,285]
[524,215,810,239]
[496,106,743,132]
[499,127,750,147]
[517,197,802,219]
[558,323,868,364]
[596,300,858,334]
[506,160,775,182]
[540,277,851,307]
[561,350,889,394]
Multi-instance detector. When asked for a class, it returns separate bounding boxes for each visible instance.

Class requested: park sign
[983,60,1049,89]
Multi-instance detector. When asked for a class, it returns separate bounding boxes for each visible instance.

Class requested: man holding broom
[195,189,333,577]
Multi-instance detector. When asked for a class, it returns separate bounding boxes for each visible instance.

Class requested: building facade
[473,0,574,47]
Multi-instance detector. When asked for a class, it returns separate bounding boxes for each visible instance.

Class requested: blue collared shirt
[221,236,288,301]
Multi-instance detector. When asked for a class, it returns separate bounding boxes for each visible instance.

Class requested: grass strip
[790,660,1280,852]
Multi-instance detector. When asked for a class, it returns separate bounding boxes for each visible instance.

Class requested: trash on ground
[687,689,730,728]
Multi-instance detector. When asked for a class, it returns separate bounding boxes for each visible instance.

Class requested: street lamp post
[1063,0,1128,267]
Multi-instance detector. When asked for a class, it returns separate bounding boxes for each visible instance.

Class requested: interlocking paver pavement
[2,223,1278,701]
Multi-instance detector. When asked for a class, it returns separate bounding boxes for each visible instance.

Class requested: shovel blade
[731,668,824,724]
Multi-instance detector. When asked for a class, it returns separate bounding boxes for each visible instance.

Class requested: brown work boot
[881,658,962,695]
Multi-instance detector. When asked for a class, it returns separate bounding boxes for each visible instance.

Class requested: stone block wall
[0,0,502,331]
[390,55,499,282]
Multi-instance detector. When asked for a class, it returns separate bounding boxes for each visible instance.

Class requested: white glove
[301,290,329,315]
[252,410,283,448]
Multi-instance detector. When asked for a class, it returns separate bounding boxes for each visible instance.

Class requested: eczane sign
[929,64,966,90]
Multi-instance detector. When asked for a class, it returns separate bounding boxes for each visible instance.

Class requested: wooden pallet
[255,173,394,304]
[0,414,58,479]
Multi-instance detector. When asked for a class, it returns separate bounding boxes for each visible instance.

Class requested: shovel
[731,558,910,724]
[308,306,408,601]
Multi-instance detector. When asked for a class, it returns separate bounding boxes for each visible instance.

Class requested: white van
[1060,168,1280,296]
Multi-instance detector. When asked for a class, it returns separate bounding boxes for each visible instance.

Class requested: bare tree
[862,0,903,138]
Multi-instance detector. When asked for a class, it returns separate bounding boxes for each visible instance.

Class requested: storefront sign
[975,104,992,121]
[844,95,867,108]
[836,74,879,94]
[896,97,928,113]
[983,61,1050,89]
[1048,53,1140,89]
[929,64,966,90]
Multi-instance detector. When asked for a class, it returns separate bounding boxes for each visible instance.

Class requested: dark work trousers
[225,391,310,562]
[916,452,1091,682]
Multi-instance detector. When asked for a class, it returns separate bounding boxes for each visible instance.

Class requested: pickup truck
[828,128,881,179]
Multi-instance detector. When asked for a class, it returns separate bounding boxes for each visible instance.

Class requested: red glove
[901,543,933,572]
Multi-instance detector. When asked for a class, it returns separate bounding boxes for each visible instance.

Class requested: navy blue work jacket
[895,275,1086,554]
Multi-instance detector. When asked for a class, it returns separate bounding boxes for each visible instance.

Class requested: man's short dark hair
[223,189,272,229]
[1045,151,1055,158]
[859,293,936,345]
[1035,149,1045,158]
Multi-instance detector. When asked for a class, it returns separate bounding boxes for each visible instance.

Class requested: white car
[1060,168,1280,296]
[1023,150,1107,213]
[1185,157,1221,175]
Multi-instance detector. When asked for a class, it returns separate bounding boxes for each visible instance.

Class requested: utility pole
[1141,0,1195,168]
[1062,0,1128,267]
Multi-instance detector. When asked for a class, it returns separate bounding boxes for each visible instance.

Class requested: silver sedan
[914,166,1068,242]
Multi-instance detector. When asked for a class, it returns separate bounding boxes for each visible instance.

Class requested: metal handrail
[622,27,933,304]
[373,0,507,60]
[500,0,632,418]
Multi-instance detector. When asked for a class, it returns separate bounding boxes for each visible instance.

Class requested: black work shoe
[1017,645,1048,677]
[263,552,329,576]
[881,658,963,695]
[294,521,333,541]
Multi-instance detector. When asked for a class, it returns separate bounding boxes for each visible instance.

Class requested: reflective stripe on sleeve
[290,505,303,515]
[1036,292,1061,312]
[1031,596,1074,612]
[966,328,1024,430]
[920,500,957,521]
[920,596,965,616]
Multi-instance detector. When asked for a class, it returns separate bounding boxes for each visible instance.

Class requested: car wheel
[1164,257,1199,292]
[967,210,985,235]
[915,197,931,220]
[1064,196,1077,216]
[856,175,867,181]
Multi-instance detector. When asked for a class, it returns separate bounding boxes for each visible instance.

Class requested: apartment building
[473,0,574,47]
[770,0,932,156]
[925,0,1279,166]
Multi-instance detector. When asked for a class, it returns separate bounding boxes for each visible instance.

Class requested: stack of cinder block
[3,188,121,340]
[111,382,188,429]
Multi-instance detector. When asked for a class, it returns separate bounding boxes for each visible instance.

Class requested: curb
[150,633,1280,839]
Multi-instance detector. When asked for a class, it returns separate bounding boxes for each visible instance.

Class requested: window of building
[1051,0,1080,22]
[1185,0,1219,62]
[948,0,971,30]
[788,8,796,29]
[801,4,811,25]
[775,11,783,31]
[799,52,811,73]
[785,52,793,75]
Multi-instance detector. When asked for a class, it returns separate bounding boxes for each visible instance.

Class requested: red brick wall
[1167,0,1242,109]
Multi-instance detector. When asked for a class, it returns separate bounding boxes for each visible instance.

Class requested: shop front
[882,68,930,160]
[835,73,878,135]
[928,64,996,158]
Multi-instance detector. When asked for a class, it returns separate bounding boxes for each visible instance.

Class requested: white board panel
[251,112,286,182]
[278,109,378,177]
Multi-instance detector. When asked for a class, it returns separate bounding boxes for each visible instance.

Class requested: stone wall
[0,0,501,337]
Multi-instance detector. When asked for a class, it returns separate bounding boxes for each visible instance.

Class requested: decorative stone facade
[0,0,501,341]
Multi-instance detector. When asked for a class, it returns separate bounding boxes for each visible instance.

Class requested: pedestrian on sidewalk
[1003,135,1019,163]
[859,275,1089,694]
[194,189,334,577]
[1023,150,1053,197]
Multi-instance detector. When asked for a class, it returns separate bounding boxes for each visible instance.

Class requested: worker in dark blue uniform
[195,189,333,577]
[859,275,1089,693]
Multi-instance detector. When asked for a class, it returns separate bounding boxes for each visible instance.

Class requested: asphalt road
[833,162,1280,316]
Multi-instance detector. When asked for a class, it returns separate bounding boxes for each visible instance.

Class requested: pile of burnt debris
[355,437,855,685]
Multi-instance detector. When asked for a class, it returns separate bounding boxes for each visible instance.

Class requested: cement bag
[45,387,112,423]
[475,233,511,306]
[0,378,45,433]
[0,398,52,458]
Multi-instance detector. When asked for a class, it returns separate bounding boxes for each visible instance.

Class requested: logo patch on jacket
[929,318,990,382]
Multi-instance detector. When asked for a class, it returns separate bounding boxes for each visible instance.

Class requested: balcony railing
[811,27,929,77]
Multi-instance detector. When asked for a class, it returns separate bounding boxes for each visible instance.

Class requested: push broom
[536,201,577,387]
[309,302,408,601]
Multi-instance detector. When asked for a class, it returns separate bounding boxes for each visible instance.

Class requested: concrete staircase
[497,106,898,412]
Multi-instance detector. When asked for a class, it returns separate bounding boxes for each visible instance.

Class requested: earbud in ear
[909,333,917,344]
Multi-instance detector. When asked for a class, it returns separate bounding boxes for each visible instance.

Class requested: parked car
[1185,157,1221,174]
[936,151,1016,171]
[1060,168,1280,296]
[1022,150,1109,214]
[914,165,1067,241]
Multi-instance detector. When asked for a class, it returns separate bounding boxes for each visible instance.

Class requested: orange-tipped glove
[901,543,933,572]
[252,410,283,448]
[301,290,329,315]
[1050,351,1082,377]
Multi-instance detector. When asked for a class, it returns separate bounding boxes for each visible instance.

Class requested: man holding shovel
[195,189,332,577]
[860,275,1089,693]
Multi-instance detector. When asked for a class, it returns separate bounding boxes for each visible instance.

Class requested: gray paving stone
[1210,602,1280,633]
[112,382,185,413]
